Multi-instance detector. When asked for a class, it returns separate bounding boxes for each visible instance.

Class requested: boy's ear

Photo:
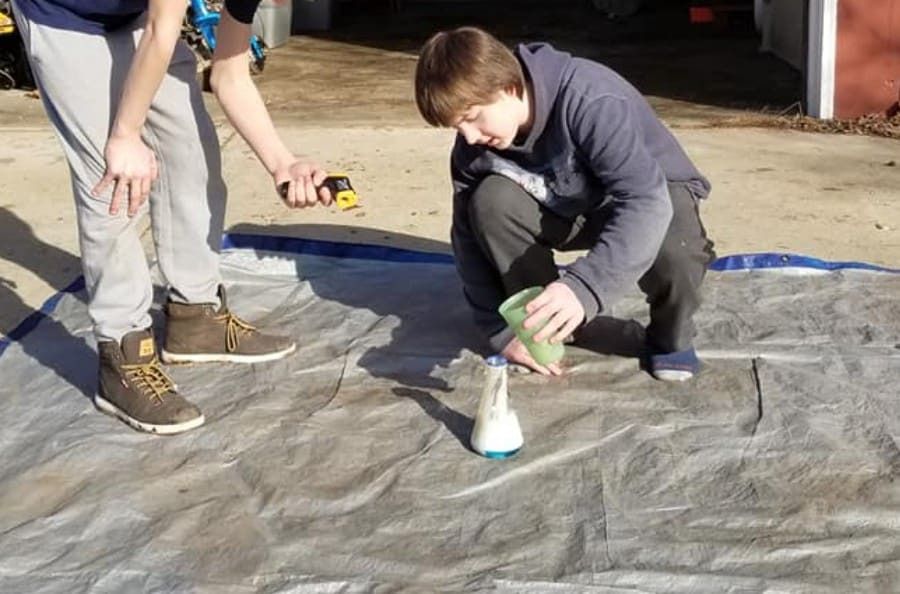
[492,86,515,102]
[505,83,524,98]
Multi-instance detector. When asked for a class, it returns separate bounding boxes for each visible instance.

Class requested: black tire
[249,53,266,75]
[200,64,213,92]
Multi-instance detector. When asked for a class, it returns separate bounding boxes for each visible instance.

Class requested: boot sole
[160,343,296,364]
[93,395,205,435]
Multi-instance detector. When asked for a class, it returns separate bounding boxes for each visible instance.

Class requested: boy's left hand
[274,158,331,208]
[524,281,585,344]
[501,337,563,376]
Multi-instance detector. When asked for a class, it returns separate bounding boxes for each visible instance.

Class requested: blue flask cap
[485,355,508,367]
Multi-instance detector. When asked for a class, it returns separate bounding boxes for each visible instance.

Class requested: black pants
[467,175,716,353]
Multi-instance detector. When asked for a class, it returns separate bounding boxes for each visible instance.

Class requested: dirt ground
[219,1,898,264]
[0,1,898,337]
[249,0,803,126]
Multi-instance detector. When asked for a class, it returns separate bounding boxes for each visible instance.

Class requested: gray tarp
[1,243,899,593]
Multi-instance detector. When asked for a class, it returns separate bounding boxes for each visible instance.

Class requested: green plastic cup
[498,286,565,366]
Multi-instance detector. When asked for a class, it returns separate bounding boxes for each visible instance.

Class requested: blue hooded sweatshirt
[450,42,711,350]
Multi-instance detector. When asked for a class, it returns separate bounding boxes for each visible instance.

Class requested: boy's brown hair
[415,27,525,127]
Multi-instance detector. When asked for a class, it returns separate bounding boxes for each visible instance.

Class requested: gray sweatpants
[468,175,716,353]
[13,6,226,343]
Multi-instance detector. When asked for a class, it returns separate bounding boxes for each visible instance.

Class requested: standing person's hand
[274,159,331,208]
[93,133,159,217]
[524,281,585,344]
[501,336,564,376]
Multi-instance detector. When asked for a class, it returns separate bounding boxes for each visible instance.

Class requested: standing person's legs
[140,35,225,307]
[14,9,204,432]
[138,30,294,364]
[13,11,154,343]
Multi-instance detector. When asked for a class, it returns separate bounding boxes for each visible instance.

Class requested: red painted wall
[835,0,900,118]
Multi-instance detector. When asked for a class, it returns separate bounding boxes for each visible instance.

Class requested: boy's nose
[459,124,480,145]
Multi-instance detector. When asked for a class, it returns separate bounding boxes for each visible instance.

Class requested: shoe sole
[93,395,205,435]
[652,370,695,382]
[160,342,296,364]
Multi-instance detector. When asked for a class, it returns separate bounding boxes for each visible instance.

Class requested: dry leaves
[704,104,900,139]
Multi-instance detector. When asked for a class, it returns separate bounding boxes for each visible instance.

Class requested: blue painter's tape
[710,253,899,274]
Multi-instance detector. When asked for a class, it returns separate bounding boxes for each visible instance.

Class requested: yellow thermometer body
[278,173,358,210]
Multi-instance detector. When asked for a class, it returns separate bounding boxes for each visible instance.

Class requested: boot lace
[122,358,176,404]
[214,311,256,352]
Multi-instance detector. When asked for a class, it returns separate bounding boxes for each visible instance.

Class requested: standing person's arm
[210,1,331,208]
[93,0,187,216]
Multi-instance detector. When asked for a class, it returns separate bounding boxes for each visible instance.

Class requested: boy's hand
[274,159,331,208]
[524,281,585,345]
[93,133,159,217]
[501,337,563,376]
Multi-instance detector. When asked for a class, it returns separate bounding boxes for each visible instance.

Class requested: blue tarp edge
[2,234,896,358]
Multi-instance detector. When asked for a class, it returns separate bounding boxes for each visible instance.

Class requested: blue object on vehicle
[188,0,266,71]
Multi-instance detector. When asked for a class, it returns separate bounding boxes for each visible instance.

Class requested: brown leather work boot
[95,329,204,435]
[161,285,296,364]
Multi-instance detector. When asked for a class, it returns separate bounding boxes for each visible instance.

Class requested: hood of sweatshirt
[508,42,572,153]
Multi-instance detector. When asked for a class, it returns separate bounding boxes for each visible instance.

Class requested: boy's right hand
[93,133,159,217]
[501,337,564,377]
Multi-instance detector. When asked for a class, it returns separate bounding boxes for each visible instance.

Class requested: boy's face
[453,89,525,150]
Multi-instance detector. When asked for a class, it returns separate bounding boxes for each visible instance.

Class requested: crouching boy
[414,27,716,380]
